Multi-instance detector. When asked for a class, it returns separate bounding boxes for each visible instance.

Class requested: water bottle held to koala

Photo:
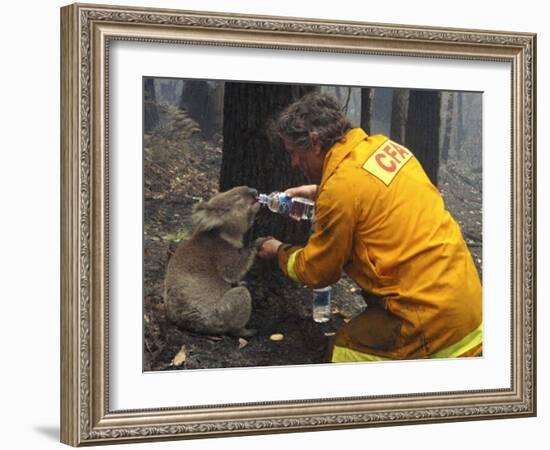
[258,191,315,221]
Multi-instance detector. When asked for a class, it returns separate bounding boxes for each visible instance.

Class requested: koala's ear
[192,201,224,233]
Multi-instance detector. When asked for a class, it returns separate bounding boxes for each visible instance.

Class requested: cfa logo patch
[362,140,413,186]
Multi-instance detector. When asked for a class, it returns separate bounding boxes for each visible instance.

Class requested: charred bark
[390,89,409,143]
[404,90,441,186]
[360,88,373,134]
[440,92,454,164]
[144,78,159,133]
[179,80,223,139]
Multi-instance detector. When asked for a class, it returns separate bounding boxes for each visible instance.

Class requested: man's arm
[277,178,356,287]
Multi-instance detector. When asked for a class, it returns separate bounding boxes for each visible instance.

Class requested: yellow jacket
[278,128,482,359]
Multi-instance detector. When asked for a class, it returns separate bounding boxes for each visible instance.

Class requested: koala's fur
[164,186,262,337]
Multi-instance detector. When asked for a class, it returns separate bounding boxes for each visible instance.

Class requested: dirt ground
[143,195,366,371]
[142,108,482,372]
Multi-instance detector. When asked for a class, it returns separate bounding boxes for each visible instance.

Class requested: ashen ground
[142,128,367,371]
[142,124,482,372]
[143,195,367,371]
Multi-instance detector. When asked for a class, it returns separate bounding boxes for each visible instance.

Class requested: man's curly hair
[275,92,353,153]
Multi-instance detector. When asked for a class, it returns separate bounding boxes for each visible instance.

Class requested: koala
[164,186,263,337]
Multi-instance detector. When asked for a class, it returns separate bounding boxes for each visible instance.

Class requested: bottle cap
[258,193,268,205]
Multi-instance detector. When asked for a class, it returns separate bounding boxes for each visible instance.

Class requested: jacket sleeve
[277,177,356,288]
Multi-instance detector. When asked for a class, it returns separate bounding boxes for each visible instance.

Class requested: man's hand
[256,237,283,260]
[284,184,318,200]
[254,236,273,251]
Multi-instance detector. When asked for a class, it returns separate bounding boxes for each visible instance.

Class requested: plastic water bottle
[312,286,332,323]
[258,192,315,221]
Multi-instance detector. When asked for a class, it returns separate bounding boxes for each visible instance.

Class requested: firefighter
[257,92,482,362]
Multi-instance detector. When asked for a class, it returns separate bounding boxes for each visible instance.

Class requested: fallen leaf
[162,230,190,242]
[238,338,248,349]
[270,333,284,342]
[171,345,187,367]
[206,335,223,341]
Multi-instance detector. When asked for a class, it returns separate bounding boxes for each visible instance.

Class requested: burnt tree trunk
[144,78,159,133]
[440,92,454,164]
[179,80,223,139]
[390,89,409,143]
[360,88,373,134]
[405,90,441,186]
[221,83,316,244]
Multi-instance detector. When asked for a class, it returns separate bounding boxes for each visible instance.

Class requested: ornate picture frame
[60,3,536,446]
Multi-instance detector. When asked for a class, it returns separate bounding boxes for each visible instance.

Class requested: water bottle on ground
[258,191,315,221]
[312,286,332,323]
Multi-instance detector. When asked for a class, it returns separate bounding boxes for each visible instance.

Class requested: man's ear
[192,201,224,233]
[310,131,322,155]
